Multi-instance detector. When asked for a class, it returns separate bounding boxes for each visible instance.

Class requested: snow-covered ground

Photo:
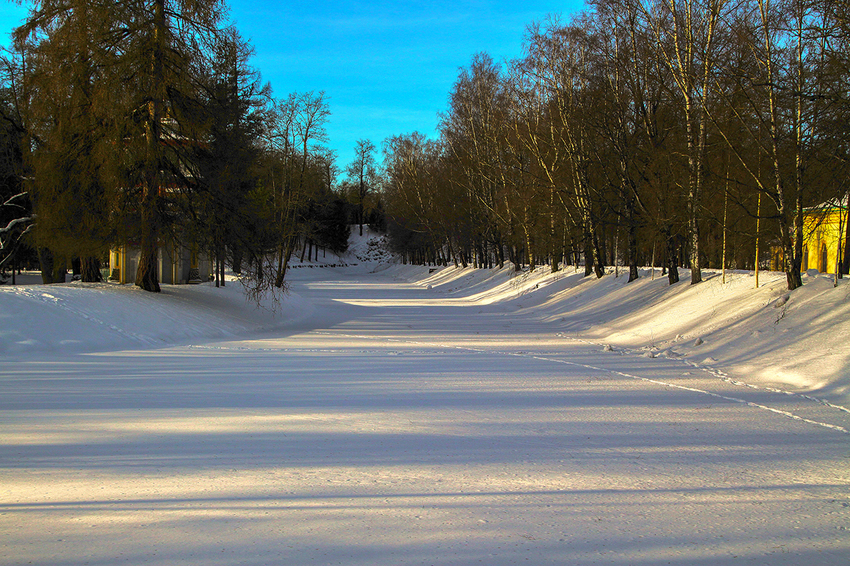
[1,229,848,565]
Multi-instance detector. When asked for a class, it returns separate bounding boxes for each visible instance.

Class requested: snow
[1,229,849,565]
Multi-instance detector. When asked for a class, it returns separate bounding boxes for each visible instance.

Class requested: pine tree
[16,0,227,291]
[193,27,270,288]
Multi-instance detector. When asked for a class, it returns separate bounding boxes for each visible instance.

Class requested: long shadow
[4,482,849,565]
[2,429,843,472]
[3,482,846,510]
[0,346,833,413]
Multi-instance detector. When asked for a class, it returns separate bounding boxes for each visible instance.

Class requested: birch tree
[641,0,729,284]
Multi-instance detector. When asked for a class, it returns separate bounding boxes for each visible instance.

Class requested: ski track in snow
[308,330,850,436]
[9,286,162,346]
[565,336,850,418]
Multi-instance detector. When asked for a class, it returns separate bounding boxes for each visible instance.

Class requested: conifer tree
[15,0,118,282]
[0,88,30,275]
[16,0,227,291]
[193,27,270,288]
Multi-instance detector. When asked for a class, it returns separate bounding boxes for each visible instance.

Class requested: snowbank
[416,263,850,406]
[0,227,390,355]
[286,225,395,269]
[1,277,312,355]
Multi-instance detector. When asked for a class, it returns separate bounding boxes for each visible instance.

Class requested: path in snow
[1,267,849,565]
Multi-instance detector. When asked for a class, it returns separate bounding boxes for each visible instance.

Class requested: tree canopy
[381,0,850,291]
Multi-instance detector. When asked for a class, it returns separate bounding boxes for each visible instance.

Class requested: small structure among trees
[802,197,850,276]
[109,243,211,286]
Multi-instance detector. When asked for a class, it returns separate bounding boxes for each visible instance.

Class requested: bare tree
[346,138,378,237]
[640,0,729,284]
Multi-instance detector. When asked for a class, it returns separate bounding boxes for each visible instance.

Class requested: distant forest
[3,0,850,294]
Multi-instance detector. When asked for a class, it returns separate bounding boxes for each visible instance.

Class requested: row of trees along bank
[382,0,850,291]
[0,0,378,296]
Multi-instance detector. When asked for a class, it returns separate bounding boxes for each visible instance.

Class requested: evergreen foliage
[0,90,31,278]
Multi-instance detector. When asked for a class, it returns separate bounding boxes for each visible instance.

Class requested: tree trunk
[232,248,243,274]
[619,189,639,282]
[781,212,803,290]
[80,256,102,283]
[136,224,160,292]
[687,107,703,285]
[274,242,286,288]
[524,226,535,271]
[136,0,166,293]
[592,227,605,279]
[627,216,639,283]
[665,225,679,285]
[843,201,850,275]
[583,231,594,277]
[39,247,57,284]
[550,184,559,273]
[789,191,804,288]
[275,235,297,288]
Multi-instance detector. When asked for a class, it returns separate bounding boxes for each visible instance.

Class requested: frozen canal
[2,267,849,565]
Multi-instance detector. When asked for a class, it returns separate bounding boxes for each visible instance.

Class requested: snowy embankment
[0,278,311,354]
[403,263,850,407]
[2,228,848,407]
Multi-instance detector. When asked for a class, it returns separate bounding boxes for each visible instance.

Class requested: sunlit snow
[1,230,848,565]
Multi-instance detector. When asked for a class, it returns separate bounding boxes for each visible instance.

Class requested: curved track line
[562,335,850,416]
[314,331,850,435]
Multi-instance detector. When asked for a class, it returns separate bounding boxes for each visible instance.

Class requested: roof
[804,194,849,214]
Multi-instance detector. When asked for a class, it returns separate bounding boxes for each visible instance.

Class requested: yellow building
[802,197,848,274]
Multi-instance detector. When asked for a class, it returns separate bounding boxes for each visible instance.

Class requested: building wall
[110,246,139,285]
[803,207,847,274]
[110,243,211,285]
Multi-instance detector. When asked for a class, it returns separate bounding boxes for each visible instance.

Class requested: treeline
[383,0,850,290]
[0,0,374,294]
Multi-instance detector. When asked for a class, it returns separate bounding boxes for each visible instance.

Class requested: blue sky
[2,0,586,170]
